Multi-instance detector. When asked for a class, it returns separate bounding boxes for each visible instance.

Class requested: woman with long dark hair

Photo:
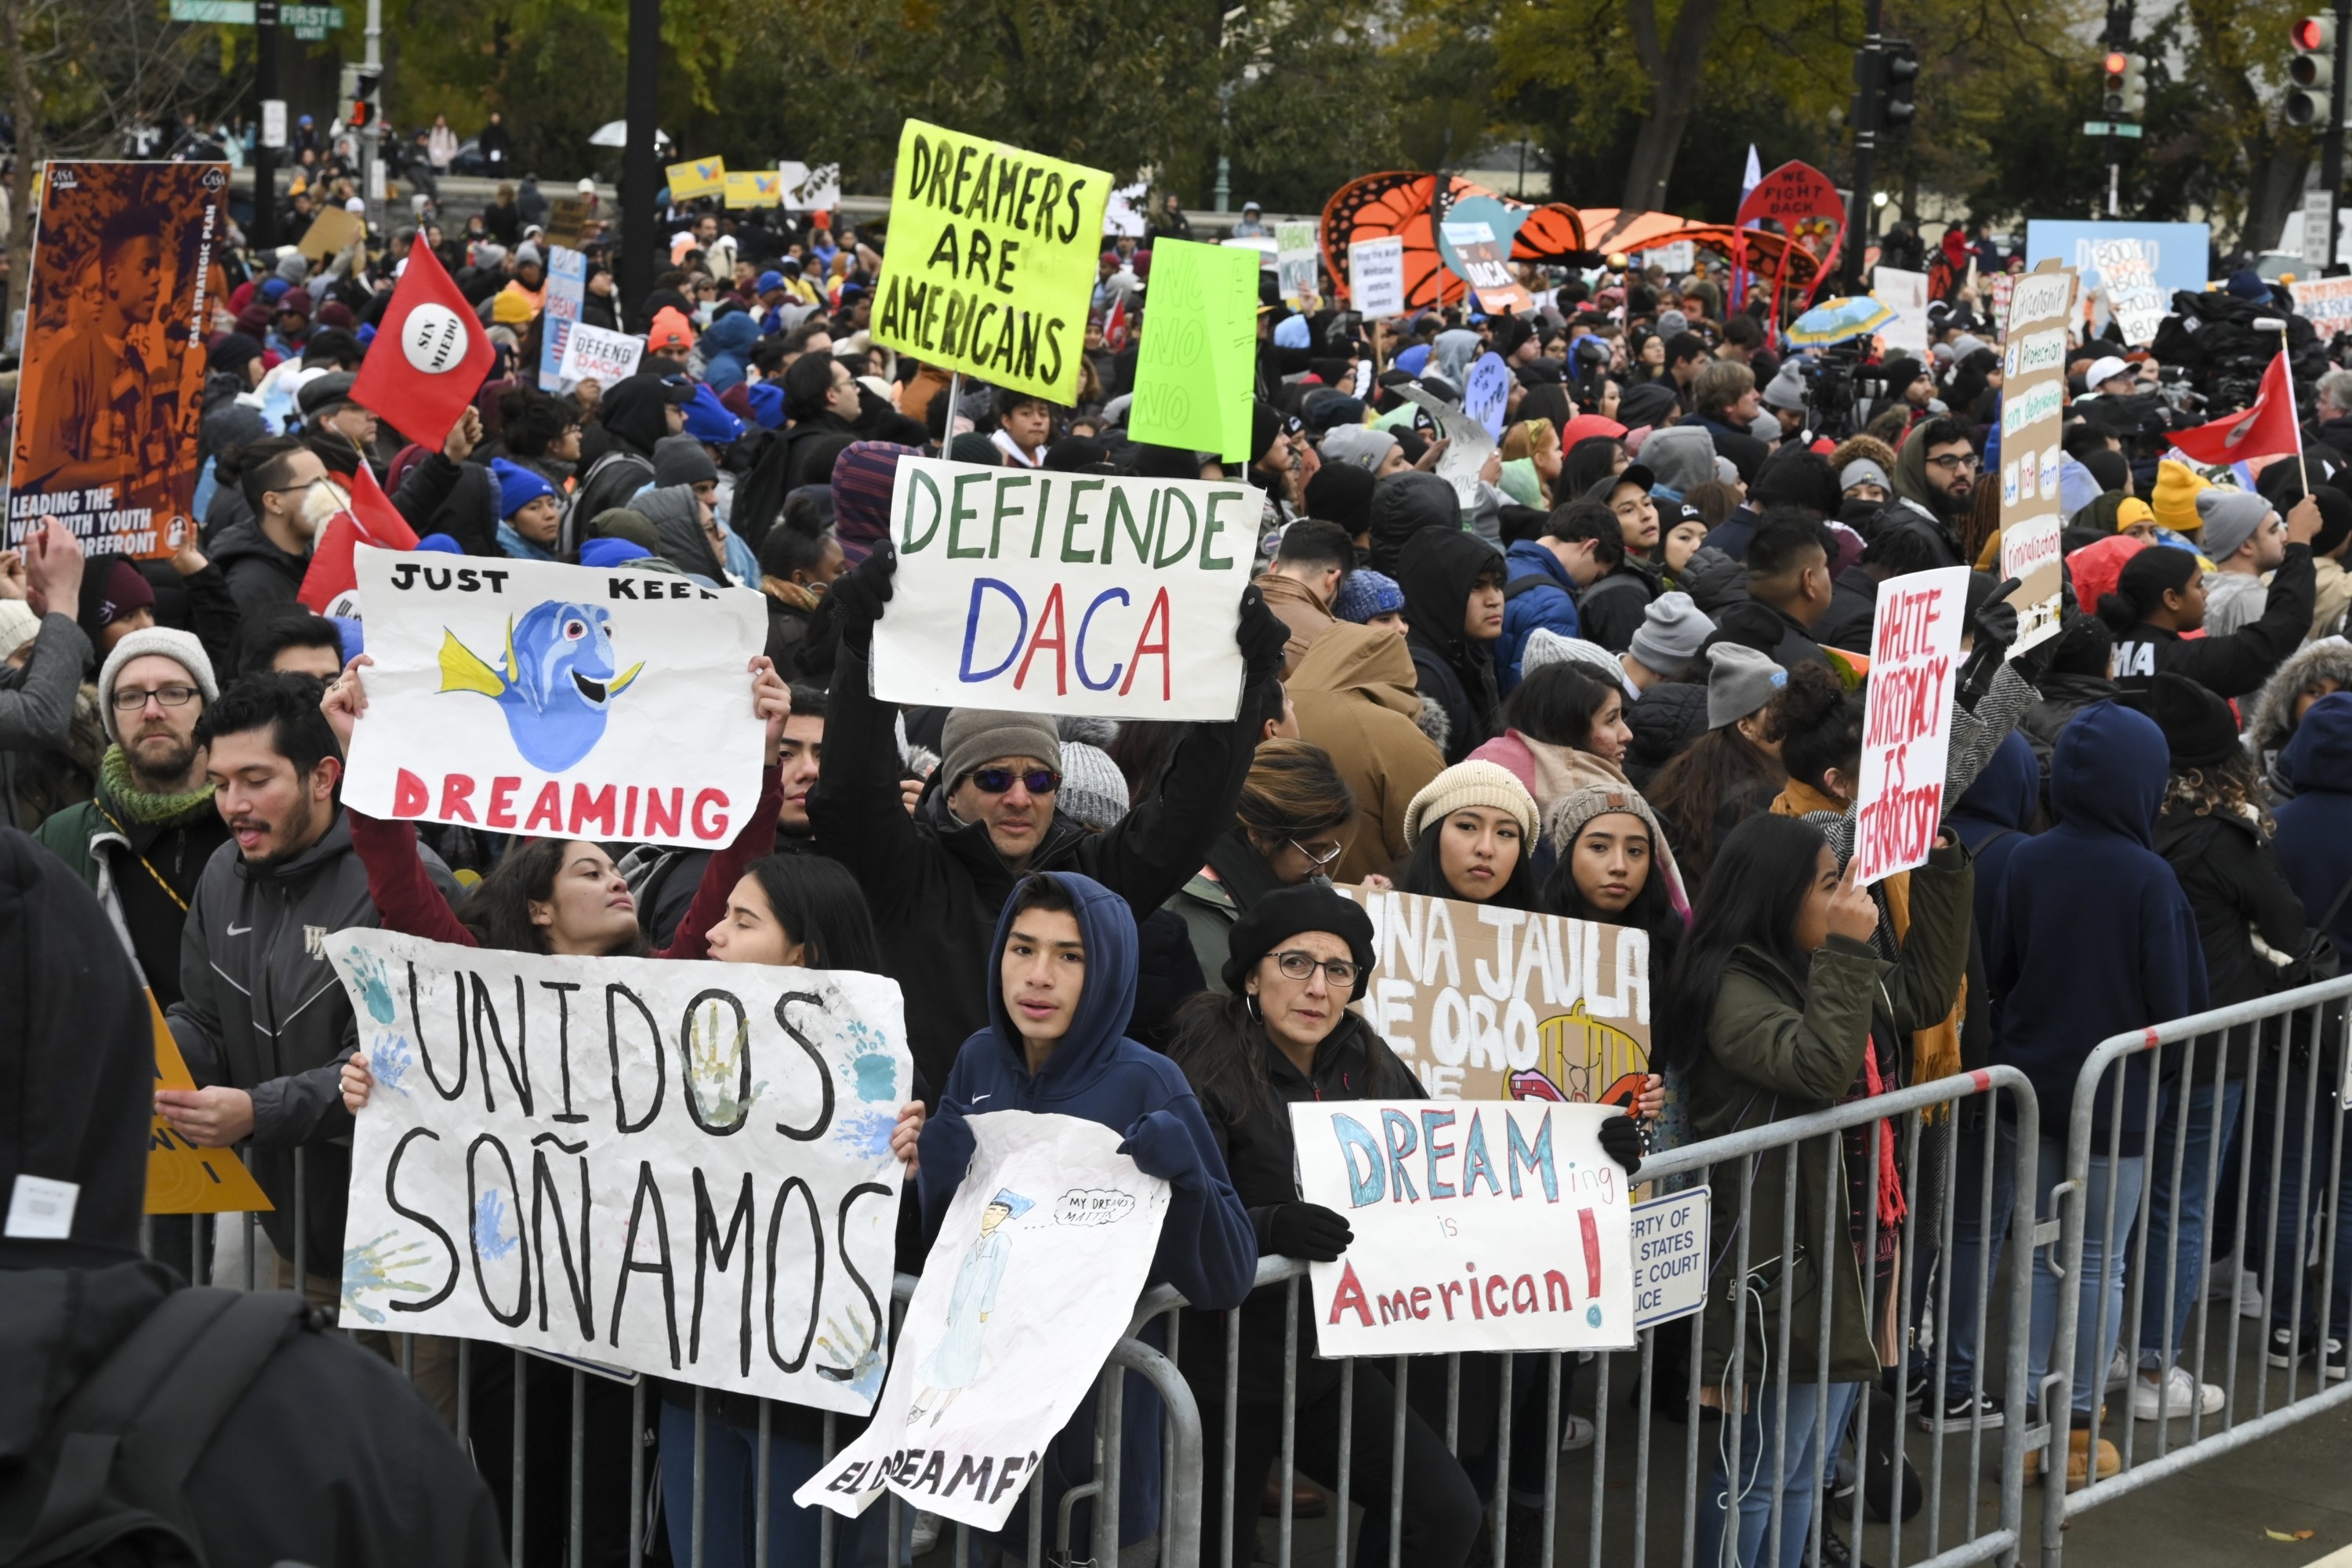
[1392,760,1541,909]
[1398,527,1507,762]
[1167,883,1646,1568]
[1646,643,1789,895]
[1666,813,1972,1568]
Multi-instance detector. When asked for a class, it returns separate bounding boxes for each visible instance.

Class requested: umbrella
[588,120,673,150]
[1788,296,1896,348]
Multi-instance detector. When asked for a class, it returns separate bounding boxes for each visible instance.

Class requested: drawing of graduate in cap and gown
[909,1188,1032,1427]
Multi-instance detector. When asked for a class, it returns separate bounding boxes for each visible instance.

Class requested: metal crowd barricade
[2038,976,2352,1566]
[154,1069,2057,1568]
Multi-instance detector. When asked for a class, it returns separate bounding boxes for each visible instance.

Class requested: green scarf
[99,746,216,826]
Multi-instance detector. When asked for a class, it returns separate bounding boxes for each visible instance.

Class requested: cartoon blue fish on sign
[439,600,644,771]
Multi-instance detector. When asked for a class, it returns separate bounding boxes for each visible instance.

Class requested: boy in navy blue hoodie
[917,869,1256,1555]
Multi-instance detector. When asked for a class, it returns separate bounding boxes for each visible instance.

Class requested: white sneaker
[2131,1365,2223,1420]
[910,1512,942,1554]
[2107,1345,2132,1391]
[1558,1414,1595,1450]
[2206,1252,2238,1300]
[2239,1269,2265,1319]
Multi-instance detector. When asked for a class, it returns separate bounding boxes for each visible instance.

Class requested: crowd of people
[4,177,2352,1568]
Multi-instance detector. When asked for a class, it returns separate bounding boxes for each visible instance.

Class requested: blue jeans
[659,1399,869,1568]
[2137,1076,2245,1369]
[2028,1136,2146,1420]
[1940,1104,2018,1401]
[2253,1056,2352,1343]
[1693,1379,1865,1568]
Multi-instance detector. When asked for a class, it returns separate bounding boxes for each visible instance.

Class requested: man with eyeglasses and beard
[35,628,230,1006]
[1889,415,1981,568]
[812,543,1294,1099]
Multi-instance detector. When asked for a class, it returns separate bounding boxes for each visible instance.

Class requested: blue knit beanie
[490,458,557,520]
[1332,568,1406,623]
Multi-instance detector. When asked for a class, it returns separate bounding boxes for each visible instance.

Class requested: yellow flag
[147,992,274,1214]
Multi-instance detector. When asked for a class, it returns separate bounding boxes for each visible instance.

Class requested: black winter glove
[1265,1202,1354,1262]
[1597,1111,1646,1180]
[829,542,897,653]
[1971,575,2022,661]
[1234,583,1290,684]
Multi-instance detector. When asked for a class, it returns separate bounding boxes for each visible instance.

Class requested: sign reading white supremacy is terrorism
[869,456,1261,720]
[1853,564,1969,885]
[798,1112,1169,1531]
[329,930,913,1410]
[342,544,767,850]
[1332,884,1651,1104]
[1291,1100,1635,1356]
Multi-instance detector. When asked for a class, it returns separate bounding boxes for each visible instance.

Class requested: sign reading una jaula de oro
[1292,1099,1635,1356]
[869,456,1260,720]
[330,930,913,1409]
[341,545,768,850]
[868,120,1112,405]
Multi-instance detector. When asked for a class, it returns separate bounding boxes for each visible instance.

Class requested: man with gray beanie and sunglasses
[811,541,1294,1095]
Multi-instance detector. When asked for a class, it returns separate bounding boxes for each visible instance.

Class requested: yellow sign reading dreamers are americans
[869,119,1112,406]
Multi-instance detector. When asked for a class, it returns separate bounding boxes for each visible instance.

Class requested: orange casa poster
[6,161,229,557]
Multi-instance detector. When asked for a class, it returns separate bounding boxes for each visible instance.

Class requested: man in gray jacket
[1,520,93,829]
[160,675,454,1319]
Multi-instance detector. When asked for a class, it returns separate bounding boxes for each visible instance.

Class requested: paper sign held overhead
[1871,267,1929,358]
[557,321,644,392]
[1348,236,1406,319]
[778,162,842,213]
[666,157,727,202]
[1276,220,1320,307]
[1291,1099,1636,1356]
[798,1112,1169,1530]
[1439,220,1532,315]
[296,205,364,265]
[1997,263,2078,655]
[537,245,586,394]
[1127,238,1257,463]
[1396,385,1494,507]
[1461,352,1512,441]
[6,161,228,557]
[329,931,911,1408]
[1853,564,1969,884]
[341,544,768,850]
[869,456,1261,721]
[2294,274,2352,336]
[867,120,1111,406]
[725,170,782,209]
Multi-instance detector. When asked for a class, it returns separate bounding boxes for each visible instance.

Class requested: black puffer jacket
[2151,805,2309,1078]
[1625,679,1709,787]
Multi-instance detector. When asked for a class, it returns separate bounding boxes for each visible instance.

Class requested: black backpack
[0,1287,313,1566]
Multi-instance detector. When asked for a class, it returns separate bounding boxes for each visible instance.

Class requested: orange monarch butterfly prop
[1319,172,1825,312]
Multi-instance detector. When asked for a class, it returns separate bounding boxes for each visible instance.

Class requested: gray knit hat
[1056,742,1131,831]
[99,627,220,748]
[2195,488,2271,561]
[939,709,1064,791]
[1640,426,1719,499]
[1319,424,1399,474]
[1840,458,1892,495]
[1762,362,1808,413]
[1628,591,1715,676]
[1706,641,1788,729]
[1543,782,1672,862]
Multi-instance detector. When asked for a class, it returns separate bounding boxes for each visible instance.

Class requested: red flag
[349,236,495,447]
[298,463,419,612]
[1103,292,1131,353]
[2167,350,2303,465]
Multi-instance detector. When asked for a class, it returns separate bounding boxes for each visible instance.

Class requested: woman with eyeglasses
[1392,759,1542,910]
[1167,739,1356,989]
[1168,884,1646,1568]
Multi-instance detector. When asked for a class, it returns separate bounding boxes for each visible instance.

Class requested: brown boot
[2024,1430,2121,1490]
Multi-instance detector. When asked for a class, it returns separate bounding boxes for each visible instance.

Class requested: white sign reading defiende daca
[798,1111,1169,1532]
[1333,884,1651,1104]
[1291,1100,1635,1355]
[330,930,913,1410]
[869,456,1260,721]
[1853,564,1969,885]
[342,544,768,851]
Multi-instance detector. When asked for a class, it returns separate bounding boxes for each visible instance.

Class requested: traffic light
[2102,50,2130,117]
[1883,41,1919,134]
[2121,55,2147,116]
[347,71,379,130]
[2291,16,2334,129]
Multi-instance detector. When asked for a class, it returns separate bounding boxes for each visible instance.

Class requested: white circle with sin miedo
[401,302,469,375]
